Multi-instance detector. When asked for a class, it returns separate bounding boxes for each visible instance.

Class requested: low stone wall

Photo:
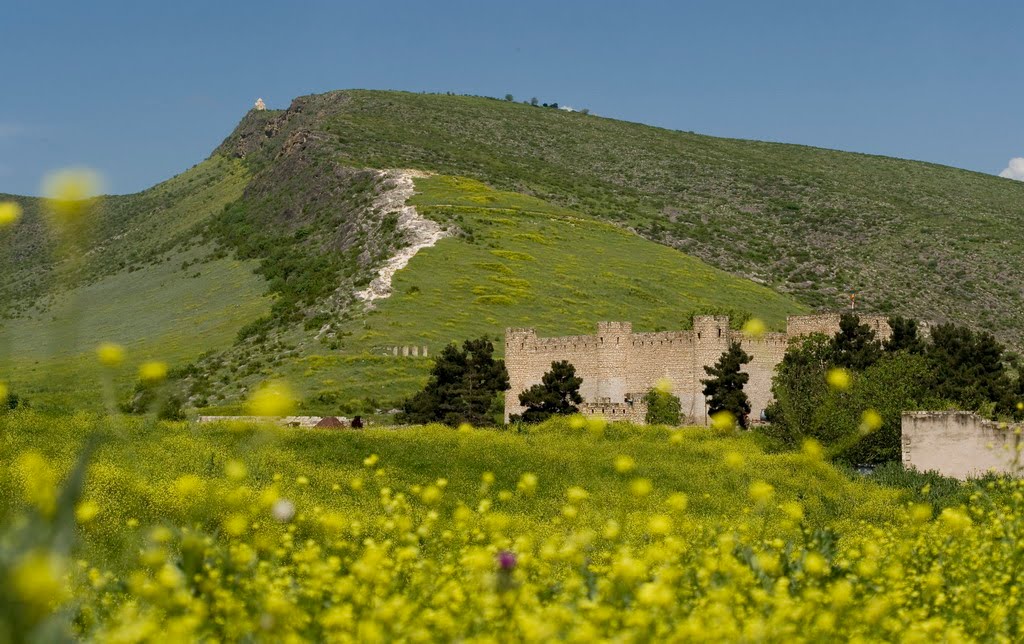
[901,411,1022,480]
[197,416,324,428]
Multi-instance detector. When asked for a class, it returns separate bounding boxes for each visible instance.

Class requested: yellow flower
[138,361,168,384]
[42,168,103,226]
[11,550,67,612]
[939,507,972,534]
[96,342,125,367]
[630,478,652,498]
[909,503,933,524]
[741,318,767,339]
[1016,401,1023,412]
[566,486,589,503]
[421,485,442,505]
[0,201,23,228]
[710,410,736,432]
[568,414,586,430]
[75,499,100,523]
[654,377,673,394]
[859,408,883,434]
[801,439,824,461]
[246,380,296,416]
[804,552,829,576]
[666,492,689,512]
[517,472,538,495]
[781,501,804,521]
[647,514,673,536]
[724,450,745,469]
[362,454,379,468]
[225,459,247,481]
[826,367,852,391]
[223,513,249,537]
[748,480,774,505]
[614,455,636,474]
[457,422,473,433]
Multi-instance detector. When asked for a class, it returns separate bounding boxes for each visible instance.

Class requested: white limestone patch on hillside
[355,169,448,304]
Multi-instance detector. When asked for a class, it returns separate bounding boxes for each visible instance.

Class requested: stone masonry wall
[901,411,1022,480]
[505,313,892,424]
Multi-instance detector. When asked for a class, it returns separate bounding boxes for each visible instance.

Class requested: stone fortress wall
[504,313,891,424]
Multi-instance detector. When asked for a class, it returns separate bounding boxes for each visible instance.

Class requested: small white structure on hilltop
[254,98,267,111]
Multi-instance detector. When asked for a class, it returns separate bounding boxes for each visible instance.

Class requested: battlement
[505,312,902,425]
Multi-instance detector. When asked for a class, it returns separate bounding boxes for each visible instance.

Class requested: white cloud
[999,157,1024,181]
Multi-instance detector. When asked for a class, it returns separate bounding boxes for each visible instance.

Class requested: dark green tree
[515,360,583,423]
[643,388,681,425]
[400,337,510,426]
[830,313,882,370]
[702,342,752,428]
[926,323,1015,416]
[883,316,925,354]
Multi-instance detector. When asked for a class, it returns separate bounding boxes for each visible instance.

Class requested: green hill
[3,89,1022,414]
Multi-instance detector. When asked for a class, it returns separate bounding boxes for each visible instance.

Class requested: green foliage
[120,382,186,421]
[830,313,882,370]
[702,342,752,427]
[515,360,583,423]
[643,388,681,425]
[884,315,925,354]
[764,315,1021,463]
[820,353,934,464]
[400,338,509,426]
[766,334,832,438]
[926,323,1018,418]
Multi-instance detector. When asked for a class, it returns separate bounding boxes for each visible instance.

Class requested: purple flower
[497,550,517,571]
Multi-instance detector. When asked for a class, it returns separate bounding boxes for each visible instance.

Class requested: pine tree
[400,337,509,426]
[515,360,583,423]
[701,342,752,428]
[830,313,882,370]
[883,316,925,354]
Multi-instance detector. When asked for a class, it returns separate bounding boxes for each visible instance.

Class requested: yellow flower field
[0,411,1021,641]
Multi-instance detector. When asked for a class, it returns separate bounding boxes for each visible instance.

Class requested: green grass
[1,244,270,412]
[262,175,805,412]
[0,411,905,565]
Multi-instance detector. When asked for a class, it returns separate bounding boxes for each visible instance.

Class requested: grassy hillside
[5,88,1023,413]
[189,175,805,413]
[269,90,1023,344]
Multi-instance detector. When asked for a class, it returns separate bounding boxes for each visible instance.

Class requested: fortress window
[718,328,722,338]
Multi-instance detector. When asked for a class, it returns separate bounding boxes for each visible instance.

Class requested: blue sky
[3,0,1023,195]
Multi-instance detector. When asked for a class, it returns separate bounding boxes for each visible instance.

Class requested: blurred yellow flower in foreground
[76,499,101,523]
[96,342,125,367]
[246,380,296,416]
[654,377,673,393]
[741,318,767,339]
[710,410,736,432]
[859,409,883,434]
[138,361,168,384]
[0,381,8,402]
[12,551,68,612]
[0,201,23,228]
[42,168,103,226]
[826,368,852,391]
[749,480,775,505]
[613,454,636,474]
